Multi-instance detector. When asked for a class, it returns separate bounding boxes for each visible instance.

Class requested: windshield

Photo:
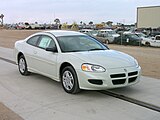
[57,35,108,52]
[107,31,116,34]
[129,34,140,39]
[90,30,97,34]
[137,33,147,38]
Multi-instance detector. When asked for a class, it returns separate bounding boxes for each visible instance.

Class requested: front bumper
[76,66,141,90]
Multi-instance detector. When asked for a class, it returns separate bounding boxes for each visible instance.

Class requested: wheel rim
[62,71,74,91]
[106,40,109,44]
[19,58,26,73]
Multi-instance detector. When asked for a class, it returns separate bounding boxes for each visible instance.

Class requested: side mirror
[46,47,57,52]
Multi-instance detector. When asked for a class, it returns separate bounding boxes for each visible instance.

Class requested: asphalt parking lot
[0,47,160,120]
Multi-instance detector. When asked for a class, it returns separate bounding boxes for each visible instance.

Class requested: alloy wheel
[19,58,26,73]
[62,70,74,91]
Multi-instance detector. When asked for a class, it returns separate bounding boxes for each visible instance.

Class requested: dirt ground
[0,29,160,79]
[109,44,160,79]
[0,103,23,120]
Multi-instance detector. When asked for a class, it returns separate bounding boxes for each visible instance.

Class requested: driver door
[34,35,58,79]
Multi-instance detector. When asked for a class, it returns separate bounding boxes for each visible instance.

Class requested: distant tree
[80,21,83,25]
[54,18,60,29]
[0,14,4,26]
[83,22,86,26]
[101,22,106,26]
[54,18,60,25]
[106,21,113,27]
[71,22,79,31]
[106,21,113,25]
[89,21,93,25]
[61,23,68,30]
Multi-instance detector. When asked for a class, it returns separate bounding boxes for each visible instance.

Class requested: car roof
[79,29,93,31]
[44,30,85,37]
[99,29,113,31]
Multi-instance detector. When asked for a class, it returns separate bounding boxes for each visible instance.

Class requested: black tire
[29,26,32,29]
[18,55,30,76]
[61,66,81,94]
[145,42,150,47]
[105,40,109,44]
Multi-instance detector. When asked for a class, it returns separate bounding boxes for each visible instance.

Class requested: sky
[0,0,160,24]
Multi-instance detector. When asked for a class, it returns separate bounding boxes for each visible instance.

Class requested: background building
[137,6,160,28]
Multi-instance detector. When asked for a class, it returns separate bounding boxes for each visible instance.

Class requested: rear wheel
[18,55,30,75]
[105,40,109,44]
[145,42,150,47]
[61,66,81,94]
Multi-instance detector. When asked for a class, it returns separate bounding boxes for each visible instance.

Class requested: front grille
[110,70,138,85]
[129,77,137,83]
[110,73,126,78]
[128,71,138,76]
[112,79,126,85]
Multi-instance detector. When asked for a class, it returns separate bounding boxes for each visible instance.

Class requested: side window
[155,36,160,40]
[38,35,56,49]
[27,35,40,46]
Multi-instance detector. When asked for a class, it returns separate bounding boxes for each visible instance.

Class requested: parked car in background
[14,30,141,94]
[150,31,160,37]
[24,22,45,29]
[44,24,52,29]
[24,22,31,29]
[97,29,120,43]
[6,24,17,29]
[16,23,25,29]
[114,33,142,46]
[141,35,160,47]
[135,32,152,46]
[79,29,97,37]
[135,32,148,38]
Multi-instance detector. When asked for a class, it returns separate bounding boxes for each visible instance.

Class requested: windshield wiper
[88,48,106,51]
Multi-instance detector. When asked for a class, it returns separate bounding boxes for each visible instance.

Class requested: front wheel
[18,55,30,75]
[61,66,81,94]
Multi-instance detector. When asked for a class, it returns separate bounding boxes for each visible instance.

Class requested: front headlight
[134,59,139,68]
[81,63,106,72]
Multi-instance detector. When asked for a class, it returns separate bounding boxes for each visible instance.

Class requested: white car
[135,32,152,46]
[141,35,160,47]
[14,30,141,94]
[97,29,120,43]
[79,29,97,37]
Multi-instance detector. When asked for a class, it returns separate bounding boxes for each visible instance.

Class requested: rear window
[27,35,40,46]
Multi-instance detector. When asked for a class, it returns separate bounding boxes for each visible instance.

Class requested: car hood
[112,34,120,38]
[70,50,136,69]
[142,37,152,41]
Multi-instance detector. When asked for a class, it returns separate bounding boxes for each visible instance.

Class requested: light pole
[0,14,4,26]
